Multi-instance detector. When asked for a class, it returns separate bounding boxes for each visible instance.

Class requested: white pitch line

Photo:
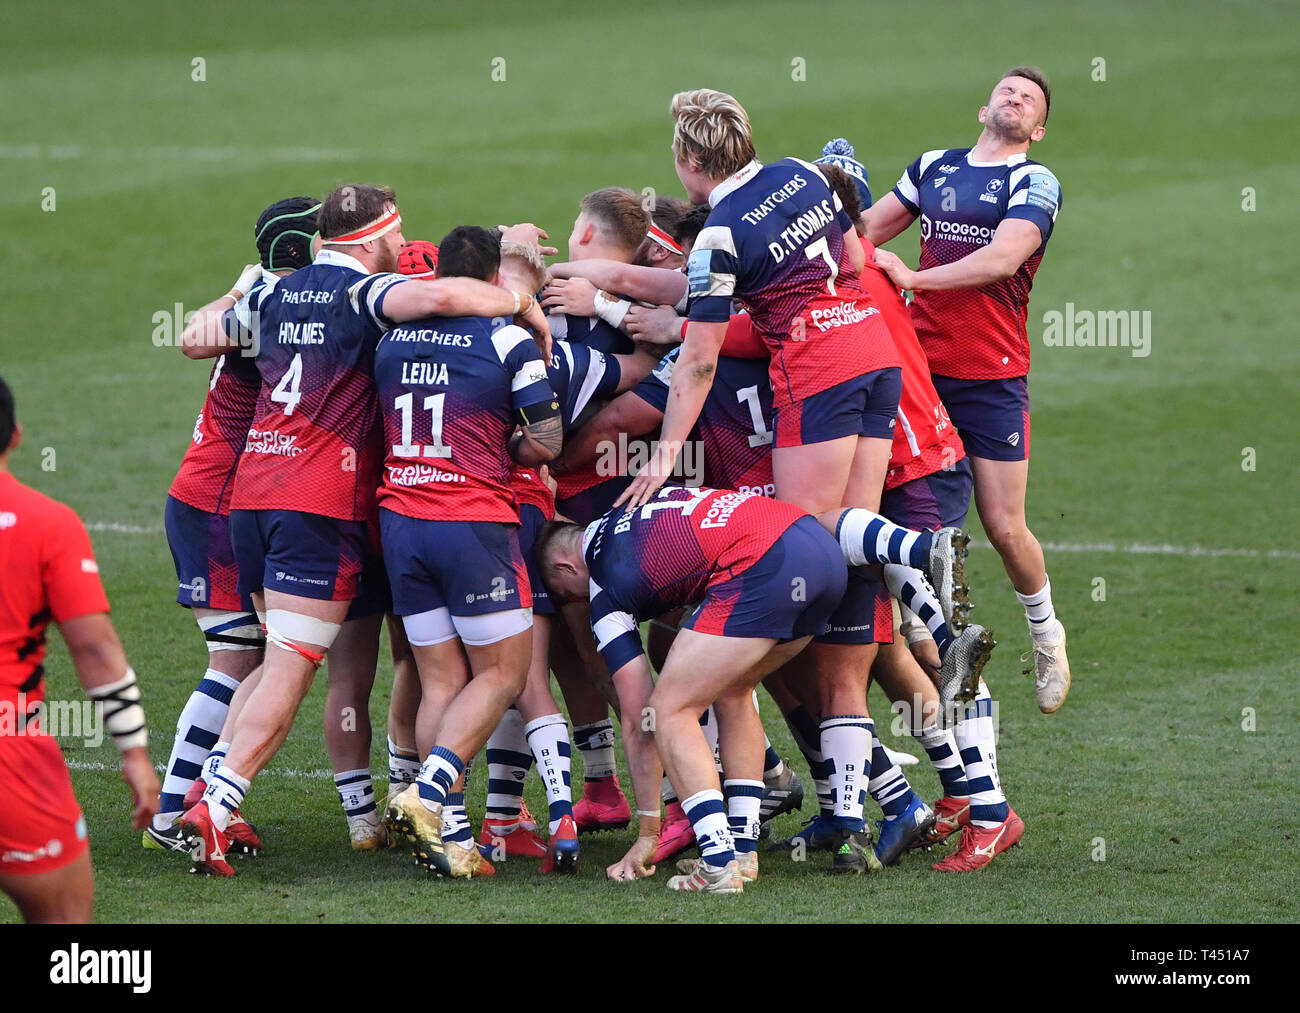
[86,521,1300,560]
[970,538,1300,561]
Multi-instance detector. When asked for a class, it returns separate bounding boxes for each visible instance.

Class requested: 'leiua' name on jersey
[229,249,407,521]
[374,314,556,523]
[893,148,1061,380]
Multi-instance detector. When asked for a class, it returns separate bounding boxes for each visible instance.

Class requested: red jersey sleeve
[718,312,768,359]
[42,506,110,622]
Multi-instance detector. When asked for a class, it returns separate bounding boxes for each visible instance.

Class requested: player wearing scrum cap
[147,196,320,858]
[0,377,159,922]
[175,184,549,877]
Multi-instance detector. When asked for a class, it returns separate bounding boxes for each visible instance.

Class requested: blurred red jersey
[0,472,110,704]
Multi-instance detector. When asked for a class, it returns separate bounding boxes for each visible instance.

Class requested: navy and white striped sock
[837,509,933,569]
[1016,576,1057,635]
[822,714,872,831]
[573,718,616,781]
[866,722,913,819]
[524,712,573,833]
[203,742,229,783]
[916,724,970,798]
[784,706,831,815]
[387,736,420,795]
[442,791,473,848]
[154,669,238,831]
[954,681,1007,827]
[334,768,376,818]
[416,746,463,812]
[485,707,532,824]
[724,779,764,855]
[682,789,735,869]
[202,764,249,833]
[884,564,954,655]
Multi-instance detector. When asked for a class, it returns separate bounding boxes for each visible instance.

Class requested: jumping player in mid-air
[866,67,1071,714]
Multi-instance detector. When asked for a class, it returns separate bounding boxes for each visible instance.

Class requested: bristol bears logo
[986,179,1004,194]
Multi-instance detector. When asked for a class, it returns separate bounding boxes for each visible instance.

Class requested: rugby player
[536,486,850,893]
[176,185,550,877]
[0,377,159,922]
[620,89,972,872]
[866,67,1071,713]
[148,196,319,856]
[378,225,563,879]
[537,188,665,838]
[788,162,1020,868]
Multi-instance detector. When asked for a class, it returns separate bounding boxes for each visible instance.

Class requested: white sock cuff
[523,712,566,735]
[1015,576,1052,606]
[202,668,242,692]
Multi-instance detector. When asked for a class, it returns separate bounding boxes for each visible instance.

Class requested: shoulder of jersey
[915,148,969,180]
[488,319,537,361]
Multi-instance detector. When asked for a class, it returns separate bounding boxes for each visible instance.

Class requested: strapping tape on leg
[198,611,265,652]
[264,609,340,667]
[897,601,933,646]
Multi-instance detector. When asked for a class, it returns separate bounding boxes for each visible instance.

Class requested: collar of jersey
[581,517,604,558]
[965,151,1028,169]
[708,159,763,208]
[314,248,370,274]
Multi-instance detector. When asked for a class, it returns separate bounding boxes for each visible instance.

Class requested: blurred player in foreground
[0,377,159,921]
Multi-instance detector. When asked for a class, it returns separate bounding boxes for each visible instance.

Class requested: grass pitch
[1,0,1297,923]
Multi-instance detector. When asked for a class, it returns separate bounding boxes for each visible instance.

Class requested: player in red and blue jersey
[564,343,774,497]
[149,197,320,857]
[175,185,549,877]
[866,66,1071,724]
[378,225,565,880]
[536,190,675,836]
[536,486,848,893]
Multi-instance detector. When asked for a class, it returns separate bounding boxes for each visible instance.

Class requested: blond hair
[670,89,756,179]
[499,239,550,292]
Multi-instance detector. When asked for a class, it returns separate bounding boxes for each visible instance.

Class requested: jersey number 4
[271,353,303,416]
[392,392,453,459]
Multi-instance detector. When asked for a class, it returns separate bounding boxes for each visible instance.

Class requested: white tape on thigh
[897,601,933,646]
[453,607,533,647]
[265,609,341,650]
[402,607,458,647]
[197,610,265,652]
